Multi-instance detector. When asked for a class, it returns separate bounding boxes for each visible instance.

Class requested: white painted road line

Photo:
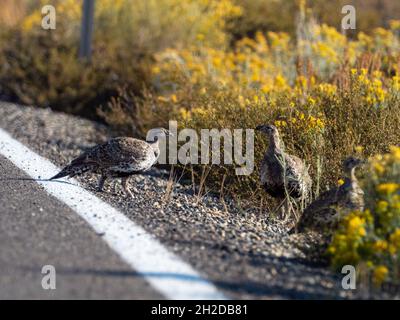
[0,128,227,300]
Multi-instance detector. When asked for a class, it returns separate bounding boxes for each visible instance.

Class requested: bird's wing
[286,155,310,181]
[283,154,312,198]
[69,149,99,166]
[306,187,341,211]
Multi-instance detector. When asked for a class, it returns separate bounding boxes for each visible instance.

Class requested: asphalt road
[0,154,162,299]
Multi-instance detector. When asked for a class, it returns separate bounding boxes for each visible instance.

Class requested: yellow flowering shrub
[152,31,294,98]
[329,147,400,286]
[21,0,241,49]
[0,0,241,114]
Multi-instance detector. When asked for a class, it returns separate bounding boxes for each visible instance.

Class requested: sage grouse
[256,124,311,219]
[50,128,172,197]
[294,157,365,233]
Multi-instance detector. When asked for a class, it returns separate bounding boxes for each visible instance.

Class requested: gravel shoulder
[0,154,162,299]
[0,101,352,299]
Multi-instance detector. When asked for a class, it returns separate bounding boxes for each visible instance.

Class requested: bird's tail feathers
[50,171,68,180]
[49,164,94,180]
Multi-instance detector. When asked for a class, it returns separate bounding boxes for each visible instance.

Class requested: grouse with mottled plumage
[256,124,312,218]
[50,128,172,197]
[294,157,365,233]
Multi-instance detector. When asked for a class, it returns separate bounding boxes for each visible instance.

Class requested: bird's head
[158,128,174,137]
[342,156,365,173]
[255,124,279,137]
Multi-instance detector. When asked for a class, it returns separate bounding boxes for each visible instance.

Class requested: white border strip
[0,128,226,300]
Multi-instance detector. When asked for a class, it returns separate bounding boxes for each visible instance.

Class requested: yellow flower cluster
[356,23,400,56]
[328,210,372,267]
[316,83,337,97]
[283,111,325,134]
[347,216,367,237]
[298,23,352,78]
[376,183,399,195]
[370,146,400,177]
[373,266,389,285]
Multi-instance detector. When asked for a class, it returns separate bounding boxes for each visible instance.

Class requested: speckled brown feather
[85,137,158,173]
[50,137,160,180]
[260,133,311,201]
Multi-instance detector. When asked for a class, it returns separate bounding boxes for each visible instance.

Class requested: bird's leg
[97,175,107,192]
[280,202,286,220]
[113,179,120,194]
[280,197,291,221]
[121,177,134,198]
[286,198,293,222]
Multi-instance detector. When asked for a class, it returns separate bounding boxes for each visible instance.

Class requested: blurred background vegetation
[1,0,399,116]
